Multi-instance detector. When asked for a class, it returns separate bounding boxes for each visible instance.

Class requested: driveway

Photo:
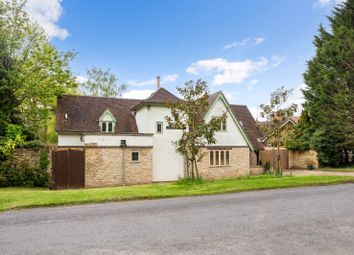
[1,184,354,255]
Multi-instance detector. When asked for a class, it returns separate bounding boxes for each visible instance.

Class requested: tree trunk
[194,160,199,179]
[276,126,282,176]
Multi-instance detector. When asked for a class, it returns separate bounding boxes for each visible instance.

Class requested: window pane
[132,152,139,161]
[226,151,230,165]
[210,151,214,165]
[156,122,163,133]
[222,120,226,131]
[221,151,224,165]
[102,122,106,132]
[215,151,219,165]
[108,122,113,132]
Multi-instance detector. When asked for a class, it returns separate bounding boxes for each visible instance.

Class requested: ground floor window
[210,150,230,166]
[132,151,139,161]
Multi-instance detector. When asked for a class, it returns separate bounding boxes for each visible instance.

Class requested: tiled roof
[230,105,265,151]
[56,95,140,133]
[131,87,181,110]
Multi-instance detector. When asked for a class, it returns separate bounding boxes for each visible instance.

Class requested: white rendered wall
[58,134,153,147]
[205,98,248,147]
[136,106,185,181]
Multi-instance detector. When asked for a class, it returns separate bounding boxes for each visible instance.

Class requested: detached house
[55,85,263,188]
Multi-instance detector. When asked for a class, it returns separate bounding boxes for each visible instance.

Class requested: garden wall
[289,150,319,169]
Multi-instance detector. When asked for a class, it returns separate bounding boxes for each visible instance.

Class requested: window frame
[209,150,231,167]
[131,151,140,162]
[156,122,163,134]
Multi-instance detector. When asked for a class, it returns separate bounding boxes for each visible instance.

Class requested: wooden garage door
[52,149,85,189]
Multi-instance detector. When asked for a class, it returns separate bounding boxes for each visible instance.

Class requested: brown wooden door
[52,149,85,189]
[67,149,85,188]
[260,149,289,170]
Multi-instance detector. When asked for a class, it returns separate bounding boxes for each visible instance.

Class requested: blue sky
[25,0,344,118]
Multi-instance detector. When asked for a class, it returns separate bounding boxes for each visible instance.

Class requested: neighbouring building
[56,85,264,188]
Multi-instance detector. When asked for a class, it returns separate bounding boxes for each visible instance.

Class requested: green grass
[1,175,354,212]
[318,165,354,173]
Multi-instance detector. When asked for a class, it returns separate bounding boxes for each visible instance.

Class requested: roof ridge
[60,94,141,101]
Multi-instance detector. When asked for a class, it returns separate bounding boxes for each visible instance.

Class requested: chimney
[156,75,160,89]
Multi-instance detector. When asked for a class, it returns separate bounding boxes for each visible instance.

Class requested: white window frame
[156,122,163,134]
[212,116,227,132]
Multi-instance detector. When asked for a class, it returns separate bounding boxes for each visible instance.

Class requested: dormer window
[99,109,116,133]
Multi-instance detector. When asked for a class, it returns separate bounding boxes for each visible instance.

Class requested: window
[156,122,163,134]
[209,150,230,166]
[132,152,139,161]
[210,151,214,165]
[221,119,227,131]
[212,116,227,131]
[99,109,116,133]
[101,121,114,132]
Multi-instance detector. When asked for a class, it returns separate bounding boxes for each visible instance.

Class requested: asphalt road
[1,184,354,255]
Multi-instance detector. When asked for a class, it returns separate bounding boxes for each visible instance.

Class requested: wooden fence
[260,149,289,170]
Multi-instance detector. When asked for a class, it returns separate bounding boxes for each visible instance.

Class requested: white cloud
[224,91,238,102]
[272,55,286,67]
[127,74,178,87]
[223,38,250,49]
[223,37,265,50]
[315,0,346,7]
[288,83,307,113]
[254,37,266,45]
[247,79,258,91]
[76,75,88,84]
[249,106,266,122]
[186,57,268,85]
[25,0,69,40]
[122,89,155,99]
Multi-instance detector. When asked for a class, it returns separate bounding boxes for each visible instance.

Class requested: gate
[260,149,289,170]
[52,149,85,189]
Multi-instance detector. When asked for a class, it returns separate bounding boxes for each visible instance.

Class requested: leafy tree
[0,0,77,148]
[303,0,354,166]
[165,80,227,179]
[0,124,25,159]
[260,86,297,176]
[285,109,312,151]
[80,67,127,97]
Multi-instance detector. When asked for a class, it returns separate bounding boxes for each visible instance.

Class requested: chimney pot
[156,75,160,89]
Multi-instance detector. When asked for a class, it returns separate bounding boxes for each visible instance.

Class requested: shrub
[264,160,271,175]
[176,176,204,185]
[0,166,49,187]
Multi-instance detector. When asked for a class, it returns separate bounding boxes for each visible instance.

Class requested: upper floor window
[212,116,227,132]
[102,121,114,132]
[99,109,116,133]
[156,122,163,134]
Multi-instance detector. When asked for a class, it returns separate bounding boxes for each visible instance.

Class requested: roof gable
[131,88,181,110]
[230,105,264,151]
[204,92,255,150]
[99,109,116,122]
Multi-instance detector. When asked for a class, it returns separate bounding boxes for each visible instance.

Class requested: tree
[303,0,354,166]
[285,109,312,151]
[260,87,297,176]
[0,0,77,145]
[80,67,127,97]
[165,80,227,179]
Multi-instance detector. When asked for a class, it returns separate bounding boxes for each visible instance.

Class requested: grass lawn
[1,175,354,212]
[318,165,354,173]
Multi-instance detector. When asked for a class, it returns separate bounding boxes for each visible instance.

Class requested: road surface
[1,184,354,255]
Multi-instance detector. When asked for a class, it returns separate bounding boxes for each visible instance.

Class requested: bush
[0,166,49,187]
[264,160,271,175]
[176,176,204,185]
[0,147,50,188]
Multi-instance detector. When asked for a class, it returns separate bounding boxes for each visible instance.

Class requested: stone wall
[198,147,250,180]
[250,151,258,167]
[85,146,152,188]
[289,150,319,169]
[1,148,41,168]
